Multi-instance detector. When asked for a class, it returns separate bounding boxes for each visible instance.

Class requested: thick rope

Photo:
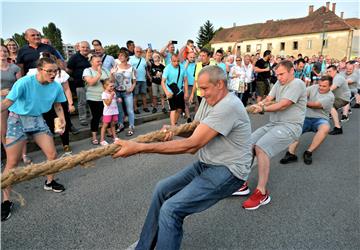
[1,122,199,189]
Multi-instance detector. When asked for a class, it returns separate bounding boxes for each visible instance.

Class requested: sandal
[91,139,99,145]
[22,155,32,165]
[126,129,134,137]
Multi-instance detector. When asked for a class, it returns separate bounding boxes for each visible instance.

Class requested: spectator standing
[66,41,91,126]
[254,50,272,103]
[92,39,115,71]
[161,55,188,125]
[4,38,19,63]
[83,54,111,145]
[130,46,150,114]
[160,40,176,66]
[150,52,166,114]
[112,50,136,136]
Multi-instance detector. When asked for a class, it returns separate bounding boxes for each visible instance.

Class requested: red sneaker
[232,181,250,196]
[242,188,271,210]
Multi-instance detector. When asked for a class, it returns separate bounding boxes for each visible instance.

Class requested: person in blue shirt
[161,54,188,125]
[213,49,227,77]
[182,52,196,123]
[1,57,67,221]
[160,40,176,66]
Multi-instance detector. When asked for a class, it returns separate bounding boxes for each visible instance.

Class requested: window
[256,44,262,52]
[322,39,328,48]
[307,40,312,49]
[293,41,298,50]
[267,43,272,50]
[236,46,241,56]
[228,46,232,52]
[280,42,285,50]
[246,45,251,53]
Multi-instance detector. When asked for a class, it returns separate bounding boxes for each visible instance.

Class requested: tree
[196,20,215,49]
[12,33,27,47]
[105,44,121,58]
[42,22,65,56]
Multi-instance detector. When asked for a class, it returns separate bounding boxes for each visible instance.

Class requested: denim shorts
[5,112,52,148]
[302,117,330,133]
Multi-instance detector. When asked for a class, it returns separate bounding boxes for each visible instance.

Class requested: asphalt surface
[1,110,359,250]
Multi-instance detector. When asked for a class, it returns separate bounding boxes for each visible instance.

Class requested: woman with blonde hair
[4,38,19,64]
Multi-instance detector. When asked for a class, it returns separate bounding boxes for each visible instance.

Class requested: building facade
[210,2,359,59]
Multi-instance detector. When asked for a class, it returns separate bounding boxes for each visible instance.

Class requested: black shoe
[187,118,192,123]
[44,180,65,193]
[352,103,360,109]
[1,201,14,221]
[340,115,349,123]
[80,122,88,126]
[162,108,167,114]
[152,108,157,114]
[134,109,140,115]
[329,127,343,135]
[280,151,298,164]
[303,150,312,165]
[143,108,150,112]
[70,125,80,135]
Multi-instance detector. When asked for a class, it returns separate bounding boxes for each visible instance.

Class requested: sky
[1,0,359,50]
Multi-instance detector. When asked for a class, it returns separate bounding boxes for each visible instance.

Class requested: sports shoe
[232,181,250,196]
[44,180,65,193]
[100,140,109,146]
[134,109,140,115]
[329,127,343,135]
[152,108,157,114]
[187,117,192,123]
[279,151,298,164]
[303,150,312,165]
[340,115,349,123]
[62,145,72,157]
[116,123,125,133]
[70,125,80,135]
[242,189,271,210]
[1,200,14,221]
[143,108,150,112]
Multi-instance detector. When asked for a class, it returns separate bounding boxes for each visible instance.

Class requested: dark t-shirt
[17,43,61,74]
[150,62,165,85]
[255,58,270,81]
[67,52,91,88]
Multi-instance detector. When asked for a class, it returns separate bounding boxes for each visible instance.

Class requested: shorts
[134,81,147,95]
[251,123,299,158]
[256,80,270,98]
[152,83,165,97]
[333,98,349,109]
[302,117,330,133]
[5,112,52,148]
[103,114,119,123]
[358,88,360,95]
[168,92,185,111]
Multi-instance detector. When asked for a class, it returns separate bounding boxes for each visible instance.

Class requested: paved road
[1,111,359,250]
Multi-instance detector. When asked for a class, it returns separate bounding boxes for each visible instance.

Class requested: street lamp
[320,20,330,55]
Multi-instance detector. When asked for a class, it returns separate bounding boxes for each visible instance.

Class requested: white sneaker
[232,181,250,196]
[100,140,109,146]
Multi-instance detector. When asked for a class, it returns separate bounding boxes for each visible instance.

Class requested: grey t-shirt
[268,78,307,134]
[83,67,110,101]
[332,73,351,102]
[194,92,253,181]
[1,64,21,90]
[341,71,358,92]
[305,85,334,120]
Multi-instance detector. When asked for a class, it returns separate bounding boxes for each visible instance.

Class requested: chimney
[326,2,330,12]
[332,3,336,12]
[308,5,314,15]
[340,11,344,19]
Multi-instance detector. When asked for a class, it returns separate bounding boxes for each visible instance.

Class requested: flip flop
[91,139,99,145]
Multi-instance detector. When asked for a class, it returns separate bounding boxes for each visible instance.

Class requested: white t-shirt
[102,91,119,116]
[27,68,70,85]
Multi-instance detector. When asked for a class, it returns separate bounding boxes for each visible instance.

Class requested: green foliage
[196,20,215,49]
[104,44,121,58]
[42,22,65,56]
[0,38,4,45]
[12,33,27,47]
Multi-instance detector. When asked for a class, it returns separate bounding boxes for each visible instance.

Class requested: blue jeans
[116,91,135,128]
[135,161,244,250]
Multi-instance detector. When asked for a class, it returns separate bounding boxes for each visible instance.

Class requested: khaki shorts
[256,80,270,98]
[333,98,349,109]
[152,83,165,97]
[251,123,299,158]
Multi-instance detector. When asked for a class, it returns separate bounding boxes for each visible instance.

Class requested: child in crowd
[100,78,120,146]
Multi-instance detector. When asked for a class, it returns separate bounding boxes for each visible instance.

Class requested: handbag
[167,67,181,95]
